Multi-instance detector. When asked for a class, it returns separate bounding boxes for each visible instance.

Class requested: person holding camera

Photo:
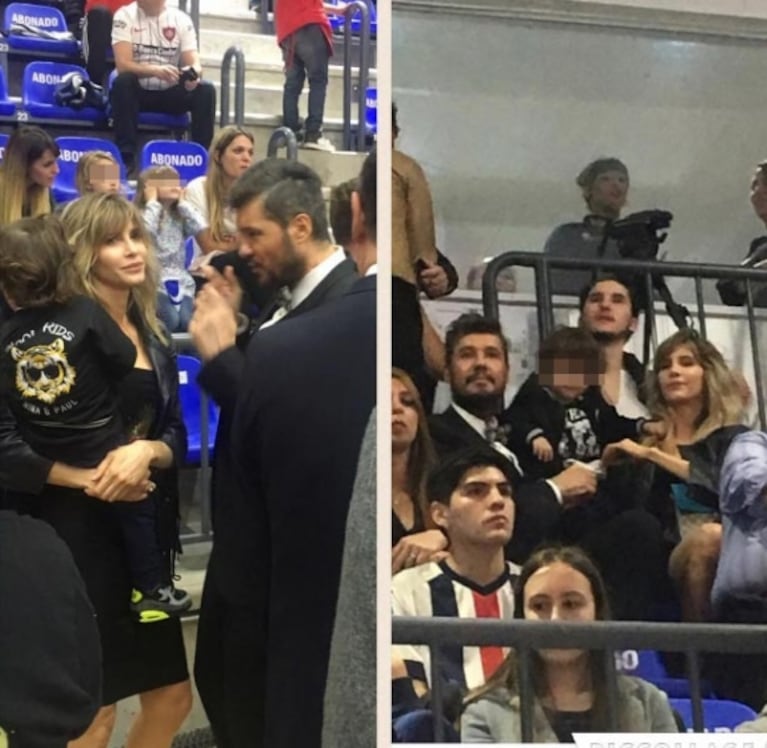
[110,0,216,176]
[543,157,630,297]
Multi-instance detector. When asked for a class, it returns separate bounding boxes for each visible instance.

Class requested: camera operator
[717,160,767,308]
[543,157,629,296]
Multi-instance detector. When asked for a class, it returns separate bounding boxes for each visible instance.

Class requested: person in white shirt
[110,0,216,174]
[579,275,648,419]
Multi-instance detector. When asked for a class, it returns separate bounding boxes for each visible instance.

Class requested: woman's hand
[601,438,651,466]
[84,442,155,503]
[392,530,448,574]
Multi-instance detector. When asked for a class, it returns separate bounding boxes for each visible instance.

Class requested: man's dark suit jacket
[230,275,376,748]
[428,405,562,562]
[198,257,359,600]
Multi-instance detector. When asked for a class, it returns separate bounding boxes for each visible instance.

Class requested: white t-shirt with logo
[111,2,197,91]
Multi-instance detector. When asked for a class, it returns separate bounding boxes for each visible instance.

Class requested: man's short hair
[444,312,509,365]
[576,157,629,192]
[578,274,640,318]
[427,447,518,505]
[329,178,357,248]
[229,158,330,241]
[358,148,376,237]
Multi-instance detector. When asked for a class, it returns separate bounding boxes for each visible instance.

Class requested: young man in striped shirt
[392,447,521,707]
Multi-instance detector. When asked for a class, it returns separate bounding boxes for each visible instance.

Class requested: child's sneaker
[131,584,192,623]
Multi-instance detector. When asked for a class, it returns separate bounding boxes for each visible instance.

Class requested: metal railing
[177,0,201,44]
[481,252,767,428]
[219,46,246,128]
[254,0,273,35]
[393,616,767,742]
[341,1,372,152]
[267,126,299,160]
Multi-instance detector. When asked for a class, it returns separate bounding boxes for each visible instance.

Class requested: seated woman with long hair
[601,329,745,621]
[391,368,447,573]
[462,545,678,742]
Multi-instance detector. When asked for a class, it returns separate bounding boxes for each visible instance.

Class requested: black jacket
[717,236,767,307]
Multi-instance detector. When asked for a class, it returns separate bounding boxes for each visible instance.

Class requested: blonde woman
[602,329,745,621]
[0,126,59,226]
[0,193,192,747]
[75,151,120,196]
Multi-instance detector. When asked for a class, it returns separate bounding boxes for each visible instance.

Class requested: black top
[544,707,593,743]
[716,236,767,307]
[0,296,136,467]
[119,368,161,442]
[392,501,425,547]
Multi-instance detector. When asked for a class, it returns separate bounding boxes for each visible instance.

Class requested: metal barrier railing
[341,1,372,152]
[481,252,767,428]
[393,616,767,741]
[255,0,273,34]
[177,0,200,45]
[267,126,299,160]
[220,46,246,128]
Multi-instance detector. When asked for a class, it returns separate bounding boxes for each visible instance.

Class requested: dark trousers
[195,555,268,748]
[110,73,216,164]
[82,6,112,85]
[281,23,330,137]
[113,497,164,592]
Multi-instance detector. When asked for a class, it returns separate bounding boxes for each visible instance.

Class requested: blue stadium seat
[4,3,79,56]
[0,68,16,118]
[176,354,219,465]
[365,86,376,134]
[140,139,208,183]
[184,236,195,268]
[52,136,125,204]
[107,70,190,131]
[616,649,716,698]
[0,132,8,161]
[328,0,377,36]
[23,61,106,123]
[669,698,757,732]
[392,710,460,743]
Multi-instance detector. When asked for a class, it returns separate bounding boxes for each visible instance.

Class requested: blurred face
[28,149,59,188]
[585,170,628,218]
[750,171,767,224]
[89,160,120,195]
[524,561,597,665]
[91,221,148,291]
[236,197,308,290]
[541,358,598,401]
[657,344,705,407]
[153,177,182,203]
[447,333,509,400]
[137,0,165,15]
[219,135,254,181]
[580,280,636,342]
[431,465,514,549]
[392,377,419,454]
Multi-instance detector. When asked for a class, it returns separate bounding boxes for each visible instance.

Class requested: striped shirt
[111,2,197,90]
[392,560,519,691]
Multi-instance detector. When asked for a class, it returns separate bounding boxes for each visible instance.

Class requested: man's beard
[263,232,307,293]
[591,327,633,345]
[452,389,504,419]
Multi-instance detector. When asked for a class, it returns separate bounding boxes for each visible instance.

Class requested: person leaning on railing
[461,545,678,742]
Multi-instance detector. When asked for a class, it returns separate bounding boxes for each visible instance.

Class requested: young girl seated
[0,214,191,622]
[135,165,206,333]
[75,151,121,196]
[504,326,656,480]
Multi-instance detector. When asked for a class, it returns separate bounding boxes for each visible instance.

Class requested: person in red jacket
[275,0,346,152]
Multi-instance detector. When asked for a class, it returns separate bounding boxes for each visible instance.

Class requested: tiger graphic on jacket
[11,338,76,404]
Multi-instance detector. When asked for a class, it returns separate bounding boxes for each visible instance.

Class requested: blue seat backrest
[0,67,10,101]
[177,353,203,429]
[55,136,125,185]
[5,2,67,34]
[23,61,88,105]
[140,139,208,184]
[615,649,668,680]
[0,132,9,162]
[670,698,757,732]
[365,86,376,132]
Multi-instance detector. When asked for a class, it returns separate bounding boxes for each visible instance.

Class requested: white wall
[393,8,767,300]
[572,0,767,19]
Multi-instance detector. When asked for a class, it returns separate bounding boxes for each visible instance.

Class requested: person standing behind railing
[461,545,678,742]
[717,160,767,308]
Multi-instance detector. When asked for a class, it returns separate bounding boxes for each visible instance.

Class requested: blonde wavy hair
[0,127,59,226]
[645,329,744,445]
[59,193,166,343]
[205,126,254,244]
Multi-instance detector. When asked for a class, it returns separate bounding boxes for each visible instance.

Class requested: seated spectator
[110,0,216,175]
[431,312,670,620]
[82,0,133,85]
[579,275,647,418]
[391,368,445,574]
[0,511,101,746]
[543,157,629,297]
[76,150,121,196]
[392,447,521,711]
[134,165,205,332]
[717,159,767,307]
[504,326,653,481]
[602,329,745,621]
[0,127,59,227]
[461,545,678,741]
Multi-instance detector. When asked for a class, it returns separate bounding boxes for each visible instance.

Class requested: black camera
[179,66,199,84]
[609,209,673,261]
